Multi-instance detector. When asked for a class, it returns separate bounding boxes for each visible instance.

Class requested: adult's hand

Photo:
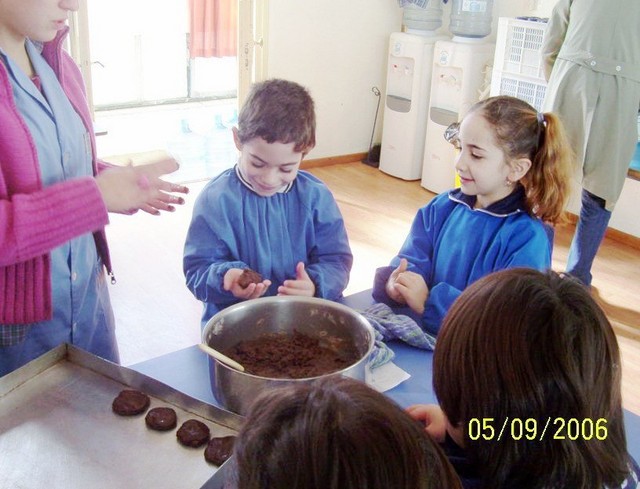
[96,156,188,215]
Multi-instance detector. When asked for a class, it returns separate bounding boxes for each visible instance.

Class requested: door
[69,0,267,113]
[67,0,267,181]
[238,0,268,105]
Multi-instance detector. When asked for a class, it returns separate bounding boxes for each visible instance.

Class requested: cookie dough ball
[237,268,263,288]
[204,435,236,465]
[112,389,150,416]
[177,419,210,448]
[145,407,178,431]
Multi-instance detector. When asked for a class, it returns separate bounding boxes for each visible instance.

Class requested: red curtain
[188,0,238,58]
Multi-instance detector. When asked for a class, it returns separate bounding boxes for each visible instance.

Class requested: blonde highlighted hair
[469,96,574,224]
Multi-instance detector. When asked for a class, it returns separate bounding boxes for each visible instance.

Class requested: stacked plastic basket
[490,17,547,111]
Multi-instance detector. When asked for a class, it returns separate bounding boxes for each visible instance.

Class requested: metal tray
[0,344,243,489]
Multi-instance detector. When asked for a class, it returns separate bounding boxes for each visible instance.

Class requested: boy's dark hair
[434,268,629,489]
[236,78,316,154]
[231,376,462,489]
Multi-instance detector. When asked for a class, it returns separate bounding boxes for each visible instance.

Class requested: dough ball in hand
[237,268,263,288]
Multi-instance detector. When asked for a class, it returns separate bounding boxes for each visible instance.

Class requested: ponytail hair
[469,96,574,224]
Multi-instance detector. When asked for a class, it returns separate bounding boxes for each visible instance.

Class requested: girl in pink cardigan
[0,0,188,375]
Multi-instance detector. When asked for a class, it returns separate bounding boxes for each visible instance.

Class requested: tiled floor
[94,98,239,183]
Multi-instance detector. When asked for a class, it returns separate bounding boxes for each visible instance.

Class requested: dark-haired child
[184,79,352,326]
[408,268,640,488]
[230,376,462,489]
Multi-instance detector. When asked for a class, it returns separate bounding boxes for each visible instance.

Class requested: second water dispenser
[449,0,494,38]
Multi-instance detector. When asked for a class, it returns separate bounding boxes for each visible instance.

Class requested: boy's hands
[224,268,272,299]
[385,258,429,314]
[224,262,315,300]
[277,262,315,297]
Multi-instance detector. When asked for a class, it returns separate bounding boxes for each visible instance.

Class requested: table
[129,336,437,409]
[131,290,640,462]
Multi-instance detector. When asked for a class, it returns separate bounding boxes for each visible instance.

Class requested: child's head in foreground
[434,267,629,488]
[232,78,316,197]
[230,376,462,489]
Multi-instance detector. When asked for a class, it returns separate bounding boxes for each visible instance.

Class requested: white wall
[266,1,402,159]
[608,179,640,238]
[566,178,640,238]
[265,0,549,160]
[265,0,639,237]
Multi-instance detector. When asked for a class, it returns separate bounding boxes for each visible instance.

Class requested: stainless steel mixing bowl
[202,296,375,415]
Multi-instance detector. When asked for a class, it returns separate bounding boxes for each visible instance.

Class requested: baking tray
[0,344,243,489]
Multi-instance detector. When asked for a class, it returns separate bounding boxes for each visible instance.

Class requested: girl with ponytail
[373,95,574,335]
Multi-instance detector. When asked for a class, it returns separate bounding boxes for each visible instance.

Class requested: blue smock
[373,187,551,335]
[0,40,118,376]
[183,166,353,326]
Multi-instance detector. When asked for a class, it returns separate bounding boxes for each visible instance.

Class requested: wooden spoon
[198,343,245,372]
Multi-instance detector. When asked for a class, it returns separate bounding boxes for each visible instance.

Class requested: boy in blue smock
[184,79,353,326]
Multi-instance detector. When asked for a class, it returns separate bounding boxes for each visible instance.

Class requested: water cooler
[379,4,447,180]
[420,0,496,193]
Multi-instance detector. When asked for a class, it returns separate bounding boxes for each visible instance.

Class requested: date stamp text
[468,417,608,442]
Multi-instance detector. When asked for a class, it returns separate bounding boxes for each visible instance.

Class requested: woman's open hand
[96,155,188,215]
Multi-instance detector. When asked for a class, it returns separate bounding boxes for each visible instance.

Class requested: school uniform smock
[0,38,117,376]
[541,0,640,210]
[373,187,550,335]
[183,166,353,326]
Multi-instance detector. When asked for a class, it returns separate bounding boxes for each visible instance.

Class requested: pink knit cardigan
[0,28,112,324]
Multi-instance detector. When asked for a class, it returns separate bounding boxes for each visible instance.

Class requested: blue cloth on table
[367,330,395,370]
[360,303,436,369]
